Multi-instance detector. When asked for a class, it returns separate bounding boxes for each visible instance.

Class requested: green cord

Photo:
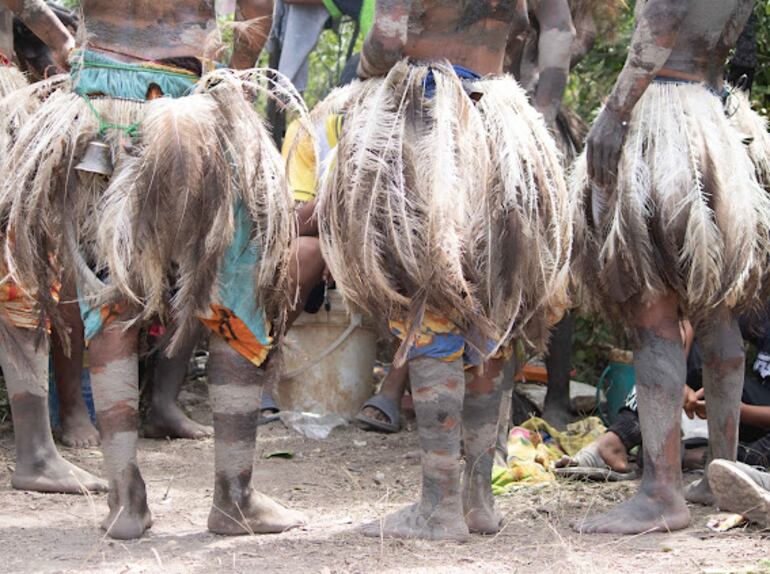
[81,94,140,137]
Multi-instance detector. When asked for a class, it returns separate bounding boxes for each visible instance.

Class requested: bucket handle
[596,365,611,425]
[281,313,364,381]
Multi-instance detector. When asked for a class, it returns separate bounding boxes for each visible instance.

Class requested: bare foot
[60,412,100,448]
[101,465,152,540]
[573,490,691,534]
[463,470,503,534]
[597,432,630,472]
[208,490,306,535]
[684,476,715,506]
[361,503,470,541]
[144,403,213,440]
[11,453,107,494]
[464,505,503,535]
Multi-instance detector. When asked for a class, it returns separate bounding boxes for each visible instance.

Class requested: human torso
[0,7,13,60]
[403,0,528,76]
[81,0,217,62]
[651,0,752,88]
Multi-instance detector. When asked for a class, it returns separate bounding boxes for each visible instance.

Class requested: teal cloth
[214,200,270,348]
[70,49,198,101]
[78,201,269,347]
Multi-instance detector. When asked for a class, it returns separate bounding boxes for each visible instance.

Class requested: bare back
[0,7,12,58]
[81,0,218,61]
[404,0,529,75]
[649,0,753,87]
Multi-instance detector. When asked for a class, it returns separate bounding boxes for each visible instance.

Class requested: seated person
[559,318,770,475]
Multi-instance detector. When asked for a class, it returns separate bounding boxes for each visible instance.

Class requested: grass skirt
[572,82,770,325]
[0,69,297,349]
[314,61,572,357]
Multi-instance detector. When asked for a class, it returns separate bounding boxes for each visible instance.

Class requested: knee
[632,294,681,341]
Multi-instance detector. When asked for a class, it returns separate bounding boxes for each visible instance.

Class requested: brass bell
[75,137,114,176]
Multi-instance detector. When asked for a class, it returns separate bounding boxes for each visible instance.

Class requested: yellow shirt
[282,115,342,203]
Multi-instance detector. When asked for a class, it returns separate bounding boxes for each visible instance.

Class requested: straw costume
[314,60,572,362]
[0,48,300,364]
[572,78,770,326]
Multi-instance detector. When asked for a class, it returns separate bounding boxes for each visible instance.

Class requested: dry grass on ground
[0,379,768,574]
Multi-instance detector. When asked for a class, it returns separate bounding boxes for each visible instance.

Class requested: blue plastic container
[48,356,96,430]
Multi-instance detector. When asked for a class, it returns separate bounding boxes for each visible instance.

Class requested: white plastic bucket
[275,290,377,420]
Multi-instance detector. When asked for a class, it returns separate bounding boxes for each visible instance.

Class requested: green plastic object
[596,361,636,425]
[322,0,343,19]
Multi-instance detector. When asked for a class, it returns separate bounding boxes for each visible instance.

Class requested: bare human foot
[684,476,715,506]
[59,410,100,448]
[573,490,691,534]
[464,503,503,535]
[361,503,470,541]
[208,490,306,535]
[101,465,153,540]
[144,402,213,440]
[11,453,107,494]
[597,431,630,472]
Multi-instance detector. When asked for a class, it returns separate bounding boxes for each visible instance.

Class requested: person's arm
[357,0,413,79]
[586,0,689,189]
[569,6,596,68]
[1,0,73,69]
[739,403,770,431]
[296,199,318,236]
[532,0,575,125]
[231,0,274,69]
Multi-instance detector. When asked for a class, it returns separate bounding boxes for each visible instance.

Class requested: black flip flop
[355,394,401,433]
[257,391,281,426]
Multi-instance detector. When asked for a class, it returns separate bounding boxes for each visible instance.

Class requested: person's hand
[586,106,630,190]
[684,387,706,419]
[52,37,75,73]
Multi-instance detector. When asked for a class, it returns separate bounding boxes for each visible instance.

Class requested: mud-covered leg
[462,359,504,534]
[51,285,100,448]
[575,294,691,534]
[685,310,744,506]
[494,362,514,467]
[90,323,151,540]
[144,324,212,440]
[206,336,305,535]
[542,313,574,429]
[7,328,106,494]
[362,357,469,541]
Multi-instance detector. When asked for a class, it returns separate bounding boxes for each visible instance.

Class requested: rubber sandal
[257,391,281,426]
[355,394,401,433]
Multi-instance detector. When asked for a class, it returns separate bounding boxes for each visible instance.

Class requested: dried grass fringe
[572,82,770,326]
[0,68,305,353]
[315,61,571,361]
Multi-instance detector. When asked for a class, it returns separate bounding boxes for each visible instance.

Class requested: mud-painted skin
[143,324,213,440]
[508,0,575,124]
[574,0,755,536]
[51,280,101,448]
[231,0,273,69]
[0,4,99,490]
[587,0,754,189]
[3,329,106,494]
[78,1,303,539]
[361,357,504,540]
[356,0,522,541]
[684,311,745,506]
[358,0,529,78]
[0,0,73,65]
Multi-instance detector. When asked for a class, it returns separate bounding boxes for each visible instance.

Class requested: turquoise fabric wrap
[70,49,198,101]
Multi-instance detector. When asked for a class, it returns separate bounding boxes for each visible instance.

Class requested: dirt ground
[0,379,768,574]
